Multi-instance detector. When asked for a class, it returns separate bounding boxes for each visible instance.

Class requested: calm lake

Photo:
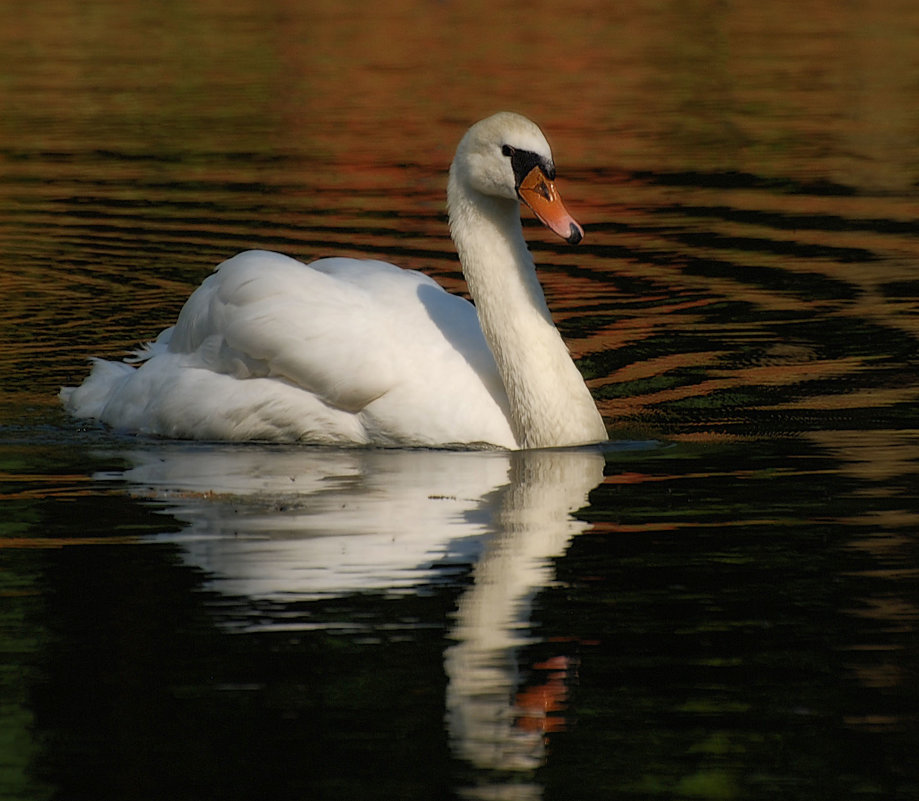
[2,1,919,799]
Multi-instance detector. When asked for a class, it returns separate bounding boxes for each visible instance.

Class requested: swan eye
[504,146,546,188]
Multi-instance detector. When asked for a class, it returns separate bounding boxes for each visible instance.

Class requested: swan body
[62,112,607,450]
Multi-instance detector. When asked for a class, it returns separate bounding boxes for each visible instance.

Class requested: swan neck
[447,169,607,449]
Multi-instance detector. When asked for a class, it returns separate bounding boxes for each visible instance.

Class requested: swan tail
[61,329,171,419]
[60,358,136,419]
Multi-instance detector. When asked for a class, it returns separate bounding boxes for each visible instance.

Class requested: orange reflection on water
[2,0,919,443]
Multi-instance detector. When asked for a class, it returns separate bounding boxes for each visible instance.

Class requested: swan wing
[168,251,416,412]
[64,250,516,446]
[168,250,503,419]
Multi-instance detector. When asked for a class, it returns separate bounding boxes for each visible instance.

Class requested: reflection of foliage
[0,505,38,540]
[0,542,53,801]
[532,439,919,800]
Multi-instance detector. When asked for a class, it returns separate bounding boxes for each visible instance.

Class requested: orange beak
[517,166,584,245]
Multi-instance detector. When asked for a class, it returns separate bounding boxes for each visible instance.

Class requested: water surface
[1,1,918,799]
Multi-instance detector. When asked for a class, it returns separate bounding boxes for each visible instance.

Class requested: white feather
[62,113,606,449]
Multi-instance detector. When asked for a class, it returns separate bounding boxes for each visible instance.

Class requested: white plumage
[62,113,607,450]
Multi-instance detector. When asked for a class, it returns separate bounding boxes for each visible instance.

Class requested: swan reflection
[444,448,604,799]
[116,446,512,599]
[108,444,605,798]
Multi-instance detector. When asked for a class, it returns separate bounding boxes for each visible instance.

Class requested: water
[2,1,919,799]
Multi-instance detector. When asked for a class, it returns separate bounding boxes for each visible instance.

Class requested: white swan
[61,112,607,449]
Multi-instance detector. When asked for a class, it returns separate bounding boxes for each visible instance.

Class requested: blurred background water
[1,1,918,799]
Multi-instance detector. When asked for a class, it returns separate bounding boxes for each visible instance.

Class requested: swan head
[451,112,584,245]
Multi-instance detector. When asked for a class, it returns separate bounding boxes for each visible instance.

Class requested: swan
[61,112,608,450]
